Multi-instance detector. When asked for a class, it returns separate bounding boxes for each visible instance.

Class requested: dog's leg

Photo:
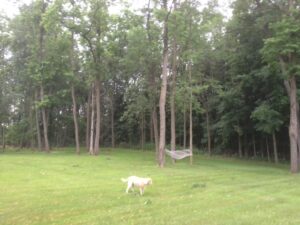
[140,187,144,195]
[126,183,131,193]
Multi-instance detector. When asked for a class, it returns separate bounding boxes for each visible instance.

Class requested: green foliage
[251,103,283,134]
[262,14,300,77]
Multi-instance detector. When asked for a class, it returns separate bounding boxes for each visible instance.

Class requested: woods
[1,0,300,172]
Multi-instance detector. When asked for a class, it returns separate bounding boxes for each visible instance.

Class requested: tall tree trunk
[152,107,159,158]
[94,79,101,155]
[1,125,5,150]
[146,0,159,156]
[110,95,115,148]
[266,137,270,162]
[38,0,49,152]
[40,85,49,152]
[260,137,264,159]
[280,56,299,172]
[244,135,249,158]
[71,84,80,154]
[272,132,278,164]
[158,0,169,167]
[141,112,145,150]
[252,133,256,158]
[86,90,91,150]
[150,115,153,143]
[205,107,211,156]
[35,90,42,151]
[238,134,242,158]
[29,95,34,148]
[183,107,186,149]
[288,75,299,172]
[70,31,80,154]
[89,84,95,155]
[170,0,177,164]
[189,62,193,165]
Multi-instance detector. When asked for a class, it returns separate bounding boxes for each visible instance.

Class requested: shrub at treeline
[1,0,300,172]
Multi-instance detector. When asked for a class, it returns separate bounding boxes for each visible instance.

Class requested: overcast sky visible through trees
[0,0,232,19]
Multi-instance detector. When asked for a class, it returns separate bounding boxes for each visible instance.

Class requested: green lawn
[1,148,300,225]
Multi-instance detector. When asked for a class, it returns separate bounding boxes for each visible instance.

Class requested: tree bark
[70,31,80,154]
[272,132,278,164]
[35,89,42,151]
[86,89,91,150]
[238,134,242,158]
[146,0,159,155]
[183,107,186,149]
[71,84,80,154]
[1,125,5,150]
[170,0,177,164]
[40,85,49,152]
[252,133,256,158]
[158,0,169,167]
[94,79,101,155]
[38,0,49,152]
[288,75,299,172]
[266,137,270,162]
[205,107,211,156]
[89,84,95,155]
[152,107,159,159]
[189,62,193,165]
[110,95,115,148]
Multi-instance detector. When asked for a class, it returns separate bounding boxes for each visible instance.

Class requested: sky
[0,0,232,19]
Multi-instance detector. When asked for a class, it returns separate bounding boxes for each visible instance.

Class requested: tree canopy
[1,0,300,172]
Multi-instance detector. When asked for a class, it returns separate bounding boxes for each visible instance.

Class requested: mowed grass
[1,148,300,225]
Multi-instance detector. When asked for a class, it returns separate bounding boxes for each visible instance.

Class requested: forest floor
[1,148,300,225]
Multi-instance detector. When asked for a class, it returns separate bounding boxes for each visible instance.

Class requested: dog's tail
[121,178,128,183]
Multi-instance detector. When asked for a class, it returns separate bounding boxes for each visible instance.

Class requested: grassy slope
[1,148,300,225]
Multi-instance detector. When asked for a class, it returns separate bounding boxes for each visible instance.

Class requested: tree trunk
[206,108,211,156]
[244,135,249,158]
[2,125,5,150]
[183,107,186,149]
[170,0,177,164]
[146,0,159,156]
[70,31,80,154]
[35,90,42,151]
[266,137,270,162]
[141,112,145,150]
[150,115,153,143]
[71,84,80,154]
[288,75,299,172]
[89,84,95,155]
[152,107,159,159]
[280,57,299,172]
[29,96,34,148]
[272,132,278,164]
[38,0,49,152]
[189,62,193,165]
[40,85,49,152]
[260,137,264,159]
[86,89,91,150]
[94,79,101,155]
[238,134,242,158]
[252,133,256,158]
[158,0,169,168]
[110,95,115,148]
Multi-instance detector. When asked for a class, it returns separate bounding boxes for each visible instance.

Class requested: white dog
[121,176,152,195]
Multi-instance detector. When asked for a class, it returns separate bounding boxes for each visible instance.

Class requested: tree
[158,0,171,168]
[262,0,300,172]
[251,102,284,163]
